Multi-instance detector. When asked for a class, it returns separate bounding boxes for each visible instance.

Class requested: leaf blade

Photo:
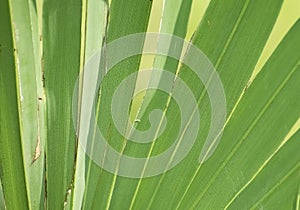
[42,0,83,208]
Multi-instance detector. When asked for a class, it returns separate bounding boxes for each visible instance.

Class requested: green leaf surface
[144,0,192,91]
[0,0,30,209]
[89,1,153,207]
[71,0,108,209]
[1,0,299,209]
[113,0,194,209]
[228,131,300,210]
[188,19,300,209]
[42,0,82,208]
[133,0,193,123]
[74,0,153,209]
[124,0,284,209]
[0,0,44,209]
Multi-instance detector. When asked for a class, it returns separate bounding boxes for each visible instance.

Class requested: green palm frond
[0,0,299,209]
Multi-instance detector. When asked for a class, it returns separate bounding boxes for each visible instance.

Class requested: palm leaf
[42,0,82,208]
[0,0,44,209]
[0,0,299,209]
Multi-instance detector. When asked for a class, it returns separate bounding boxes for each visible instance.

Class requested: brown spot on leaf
[31,136,41,164]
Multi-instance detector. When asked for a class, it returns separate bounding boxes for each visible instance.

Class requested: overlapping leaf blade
[71,0,108,209]
[189,19,300,209]
[42,0,82,208]
[75,0,153,209]
[0,0,44,209]
[109,0,194,209]
[128,0,284,209]
[0,0,299,209]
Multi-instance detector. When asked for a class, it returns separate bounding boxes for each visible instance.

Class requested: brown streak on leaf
[31,102,41,164]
